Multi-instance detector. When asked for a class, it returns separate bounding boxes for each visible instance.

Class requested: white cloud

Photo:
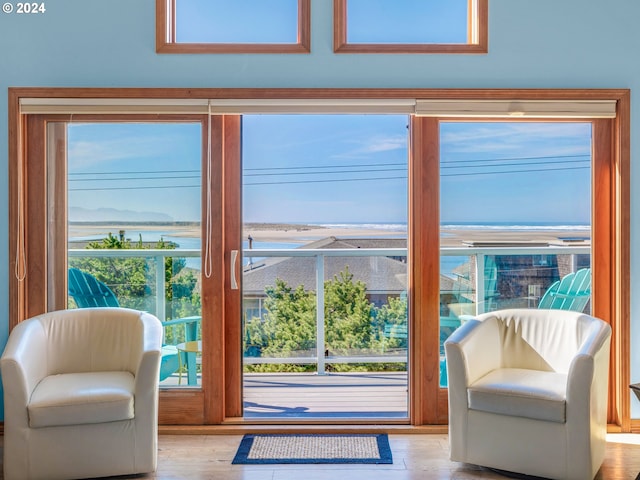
[332,134,407,159]
[441,123,592,157]
[67,131,186,170]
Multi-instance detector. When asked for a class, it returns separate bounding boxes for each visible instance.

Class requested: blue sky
[242,115,408,224]
[347,0,468,44]
[68,123,202,222]
[175,0,298,43]
[174,0,468,45]
[67,117,592,226]
[440,122,591,224]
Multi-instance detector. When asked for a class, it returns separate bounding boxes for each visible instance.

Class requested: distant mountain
[69,207,174,223]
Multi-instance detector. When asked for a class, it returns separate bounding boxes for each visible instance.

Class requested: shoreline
[68,222,591,248]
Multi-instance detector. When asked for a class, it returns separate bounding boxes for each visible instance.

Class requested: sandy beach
[243,223,403,244]
[69,222,590,248]
[243,223,590,247]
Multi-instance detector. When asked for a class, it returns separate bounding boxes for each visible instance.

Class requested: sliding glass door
[240,114,410,420]
[438,121,593,387]
[62,122,204,387]
[11,89,626,427]
[36,115,219,424]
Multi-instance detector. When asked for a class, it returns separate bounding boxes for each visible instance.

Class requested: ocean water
[440,222,590,232]
[319,222,408,232]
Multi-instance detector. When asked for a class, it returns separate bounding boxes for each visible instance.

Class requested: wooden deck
[243,372,408,419]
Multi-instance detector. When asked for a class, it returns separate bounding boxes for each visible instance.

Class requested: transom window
[334,0,488,54]
[157,0,486,55]
[157,0,310,54]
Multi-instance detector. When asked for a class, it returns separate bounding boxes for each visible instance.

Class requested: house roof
[243,236,455,295]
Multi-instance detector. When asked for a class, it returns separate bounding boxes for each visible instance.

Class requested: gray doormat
[231,433,393,464]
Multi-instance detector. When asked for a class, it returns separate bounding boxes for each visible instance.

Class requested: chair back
[537,268,591,312]
[29,307,152,375]
[68,268,120,308]
[476,308,609,373]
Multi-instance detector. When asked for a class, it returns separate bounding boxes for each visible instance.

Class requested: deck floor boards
[243,372,409,419]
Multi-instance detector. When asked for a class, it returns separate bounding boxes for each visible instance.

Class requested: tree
[244,266,399,373]
[259,278,317,356]
[374,295,408,350]
[324,267,376,355]
[68,232,201,327]
[243,278,316,372]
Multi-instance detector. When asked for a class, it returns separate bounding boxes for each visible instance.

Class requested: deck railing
[68,245,590,376]
[68,248,202,323]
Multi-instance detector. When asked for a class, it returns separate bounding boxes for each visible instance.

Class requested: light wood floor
[0,433,639,479]
[151,433,640,479]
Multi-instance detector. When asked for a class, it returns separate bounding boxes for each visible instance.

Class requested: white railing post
[155,254,166,321]
[316,254,326,375]
[476,253,486,314]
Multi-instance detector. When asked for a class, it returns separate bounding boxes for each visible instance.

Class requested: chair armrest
[445,316,502,387]
[566,320,611,411]
[1,318,49,427]
[134,313,163,395]
[445,316,502,459]
[162,316,201,343]
[550,292,591,299]
[162,315,200,327]
[565,320,611,469]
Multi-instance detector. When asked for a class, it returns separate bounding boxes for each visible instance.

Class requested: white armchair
[1,307,163,480]
[445,308,611,480]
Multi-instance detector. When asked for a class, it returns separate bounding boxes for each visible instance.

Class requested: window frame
[8,87,629,430]
[156,0,311,54]
[333,0,488,54]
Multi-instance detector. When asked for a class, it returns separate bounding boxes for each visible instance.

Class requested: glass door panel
[63,122,203,388]
[438,121,593,386]
[241,114,409,419]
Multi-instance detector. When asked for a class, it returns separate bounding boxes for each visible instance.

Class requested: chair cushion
[467,368,567,423]
[28,371,135,428]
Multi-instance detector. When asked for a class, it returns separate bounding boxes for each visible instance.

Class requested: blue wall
[1,0,638,418]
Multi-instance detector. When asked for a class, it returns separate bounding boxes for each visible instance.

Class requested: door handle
[230,250,239,290]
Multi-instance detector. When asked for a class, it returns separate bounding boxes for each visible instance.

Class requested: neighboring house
[448,249,591,312]
[243,236,457,321]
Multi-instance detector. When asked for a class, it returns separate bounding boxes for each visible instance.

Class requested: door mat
[231,433,393,464]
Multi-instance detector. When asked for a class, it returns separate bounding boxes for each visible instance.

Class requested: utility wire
[441,165,588,177]
[244,176,409,186]
[442,157,591,168]
[244,162,405,172]
[68,175,200,182]
[243,167,406,177]
[68,158,589,183]
[242,153,590,171]
[69,169,200,175]
[69,185,200,191]
[67,153,591,190]
[68,154,590,178]
[69,165,590,190]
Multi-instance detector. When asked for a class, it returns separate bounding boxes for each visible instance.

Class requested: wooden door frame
[8,87,630,429]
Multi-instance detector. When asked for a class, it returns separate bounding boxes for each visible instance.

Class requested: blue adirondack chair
[538,267,591,312]
[68,267,200,382]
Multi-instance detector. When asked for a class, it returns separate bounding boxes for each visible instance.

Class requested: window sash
[156,0,311,54]
[334,0,488,54]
